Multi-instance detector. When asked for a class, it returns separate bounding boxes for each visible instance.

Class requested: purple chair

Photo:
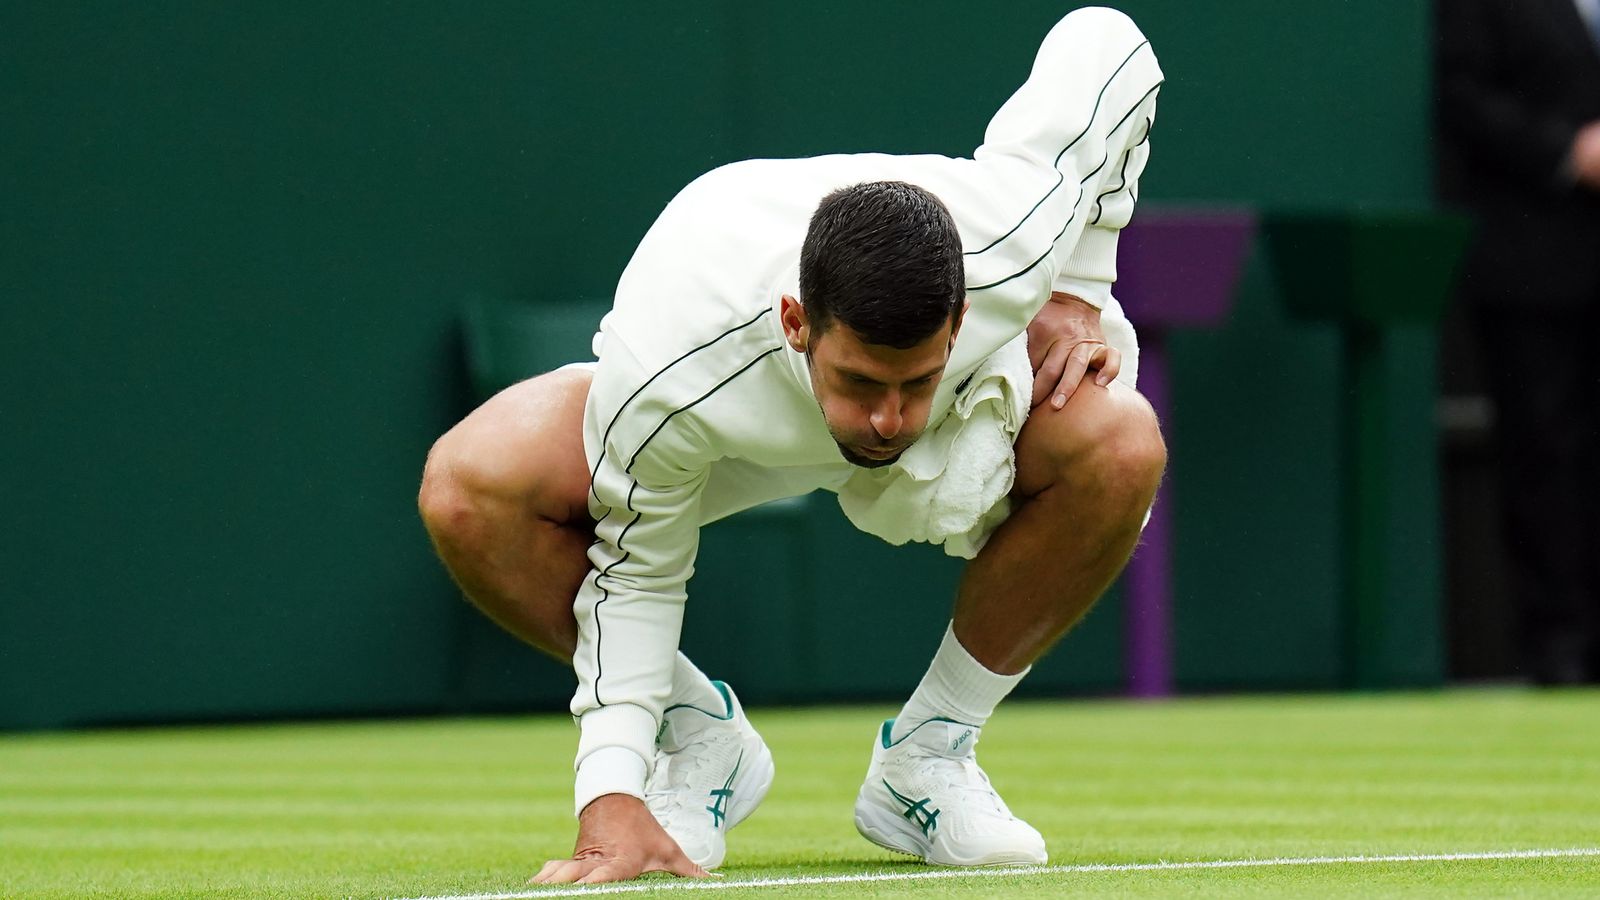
[1114,210,1257,697]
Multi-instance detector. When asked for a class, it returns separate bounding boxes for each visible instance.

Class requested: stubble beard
[806,345,907,469]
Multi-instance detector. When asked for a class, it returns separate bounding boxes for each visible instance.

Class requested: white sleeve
[967,7,1163,312]
[569,336,709,816]
[567,305,781,816]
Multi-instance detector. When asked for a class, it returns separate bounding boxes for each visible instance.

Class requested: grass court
[4,690,1598,898]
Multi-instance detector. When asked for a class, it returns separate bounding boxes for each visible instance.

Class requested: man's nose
[870,394,903,440]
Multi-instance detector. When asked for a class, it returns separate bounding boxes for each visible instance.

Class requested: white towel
[836,332,1033,559]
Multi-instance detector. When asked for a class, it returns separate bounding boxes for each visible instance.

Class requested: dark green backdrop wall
[0,2,1438,729]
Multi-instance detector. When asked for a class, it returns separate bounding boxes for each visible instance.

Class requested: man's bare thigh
[432,368,595,526]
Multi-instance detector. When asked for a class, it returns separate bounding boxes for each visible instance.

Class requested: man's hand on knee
[1026,292,1121,411]
[530,794,711,886]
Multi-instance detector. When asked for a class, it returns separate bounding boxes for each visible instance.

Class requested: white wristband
[573,746,649,817]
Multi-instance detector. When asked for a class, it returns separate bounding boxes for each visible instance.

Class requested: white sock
[891,622,1028,741]
[666,652,728,716]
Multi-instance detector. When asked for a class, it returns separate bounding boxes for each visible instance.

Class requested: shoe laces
[646,753,694,807]
[645,730,726,819]
[910,746,1010,816]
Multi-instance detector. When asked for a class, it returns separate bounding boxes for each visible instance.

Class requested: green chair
[461,294,608,399]
[1262,211,1471,689]
[446,297,604,710]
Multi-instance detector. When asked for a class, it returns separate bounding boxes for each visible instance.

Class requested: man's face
[780,295,964,469]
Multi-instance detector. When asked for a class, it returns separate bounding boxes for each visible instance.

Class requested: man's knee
[417,437,484,547]
[1014,378,1166,500]
[417,369,594,543]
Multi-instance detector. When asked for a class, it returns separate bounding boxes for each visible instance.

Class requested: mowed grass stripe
[2,690,1597,898]
[394,849,1600,900]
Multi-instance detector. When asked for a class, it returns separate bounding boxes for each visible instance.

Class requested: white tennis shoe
[645,681,774,870]
[854,717,1047,866]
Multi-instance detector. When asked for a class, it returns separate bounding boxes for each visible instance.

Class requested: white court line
[392,847,1600,899]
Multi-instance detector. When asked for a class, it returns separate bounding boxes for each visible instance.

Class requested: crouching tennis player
[421,7,1165,885]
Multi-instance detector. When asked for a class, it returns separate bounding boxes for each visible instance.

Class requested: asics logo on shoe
[950,728,974,753]
[883,780,940,837]
[705,751,742,829]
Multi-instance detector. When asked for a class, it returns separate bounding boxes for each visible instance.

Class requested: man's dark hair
[799,180,965,350]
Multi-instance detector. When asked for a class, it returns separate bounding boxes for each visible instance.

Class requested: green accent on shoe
[662,680,736,722]
[883,779,940,837]
[881,716,982,748]
[705,750,742,829]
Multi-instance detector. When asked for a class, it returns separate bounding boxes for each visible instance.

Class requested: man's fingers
[530,859,582,884]
[529,859,564,884]
[1050,344,1098,409]
[660,851,715,880]
[574,860,639,885]
[530,858,599,885]
[1051,343,1118,409]
[1031,342,1071,408]
[1095,346,1121,386]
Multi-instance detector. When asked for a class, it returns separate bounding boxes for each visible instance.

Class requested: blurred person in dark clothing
[1436,0,1600,684]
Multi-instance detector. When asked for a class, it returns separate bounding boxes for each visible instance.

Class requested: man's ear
[949,296,971,348]
[780,294,810,353]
